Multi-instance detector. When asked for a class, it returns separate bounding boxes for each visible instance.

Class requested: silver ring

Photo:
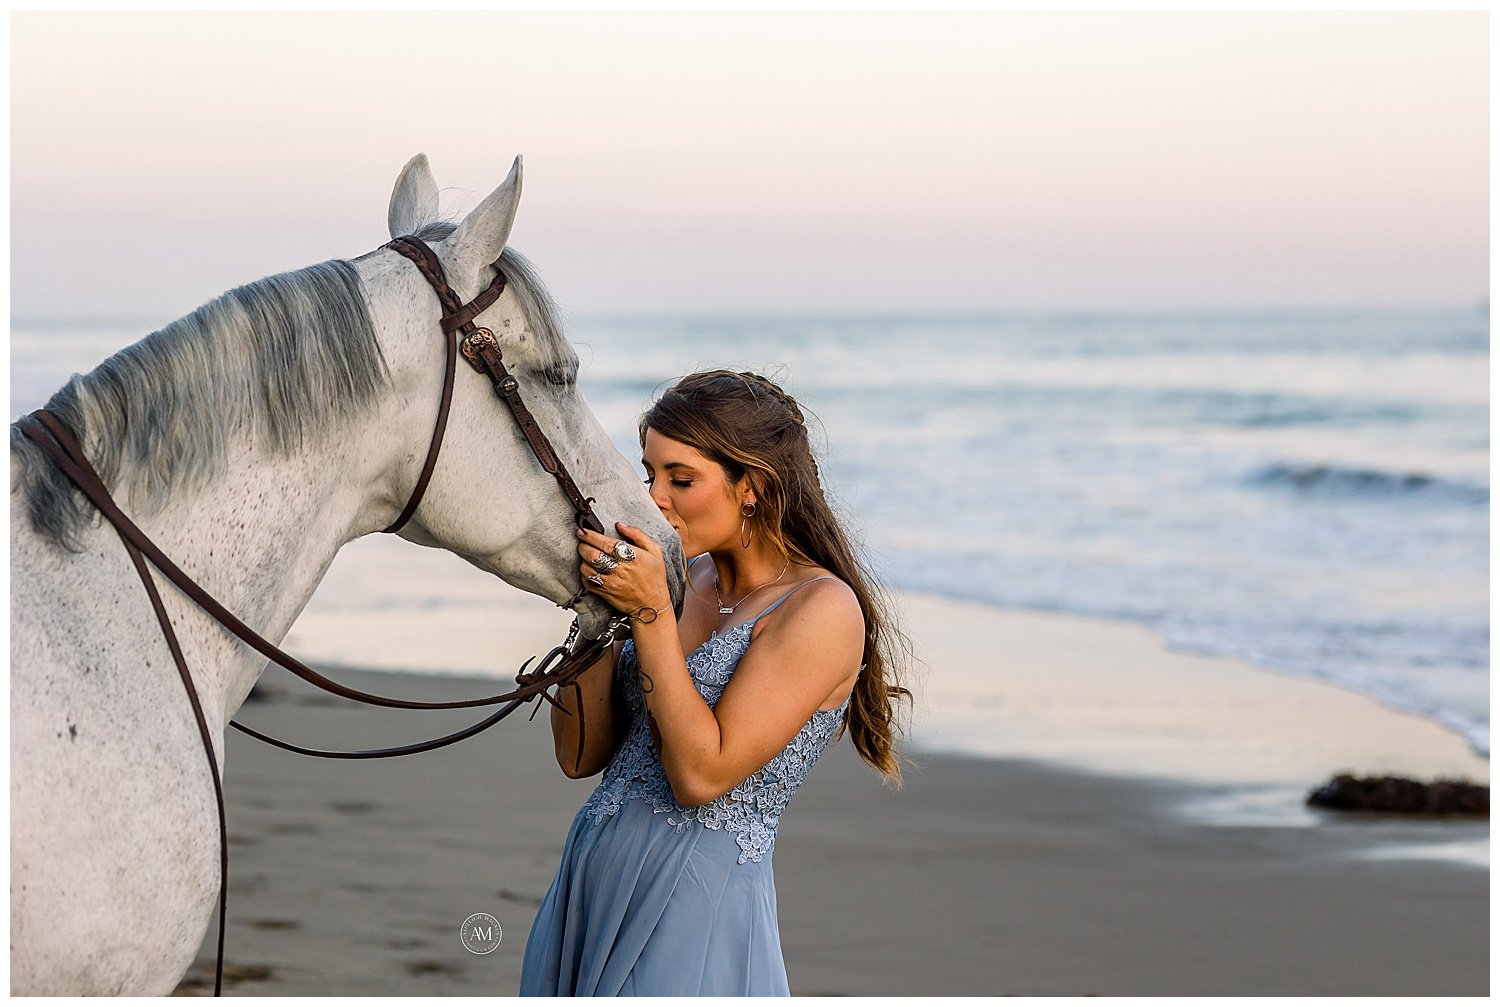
[585,573,605,589]
[612,542,638,562]
[590,553,619,573]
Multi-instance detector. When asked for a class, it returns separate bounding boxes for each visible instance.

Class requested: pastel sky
[10,11,1489,319]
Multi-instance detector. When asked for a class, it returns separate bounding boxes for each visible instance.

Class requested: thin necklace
[715,559,792,615]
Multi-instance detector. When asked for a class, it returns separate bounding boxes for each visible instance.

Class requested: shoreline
[283,588,1490,804]
[179,663,1487,995]
[897,592,1488,781]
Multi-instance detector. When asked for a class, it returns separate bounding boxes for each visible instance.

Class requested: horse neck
[123,277,452,722]
[127,422,387,720]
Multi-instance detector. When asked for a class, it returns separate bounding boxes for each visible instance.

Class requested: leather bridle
[14,235,629,994]
[381,235,609,547]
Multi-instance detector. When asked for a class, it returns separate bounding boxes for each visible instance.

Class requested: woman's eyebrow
[643,460,697,472]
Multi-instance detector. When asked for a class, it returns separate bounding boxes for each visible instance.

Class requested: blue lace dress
[520,583,852,996]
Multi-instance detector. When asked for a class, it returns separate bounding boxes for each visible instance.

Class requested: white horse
[10,154,683,994]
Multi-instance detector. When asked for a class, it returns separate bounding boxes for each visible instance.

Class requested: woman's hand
[576,522,672,620]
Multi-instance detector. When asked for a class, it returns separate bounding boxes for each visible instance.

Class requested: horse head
[364,154,684,637]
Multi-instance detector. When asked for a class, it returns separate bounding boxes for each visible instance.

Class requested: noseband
[14,235,628,994]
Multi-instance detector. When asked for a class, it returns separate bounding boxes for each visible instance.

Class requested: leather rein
[15,235,625,994]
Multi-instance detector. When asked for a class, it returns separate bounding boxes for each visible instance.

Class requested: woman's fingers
[615,522,660,555]
[576,522,661,560]
[571,524,667,612]
[575,526,626,557]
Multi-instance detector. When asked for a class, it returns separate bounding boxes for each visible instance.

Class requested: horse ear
[443,155,523,284]
[388,153,439,238]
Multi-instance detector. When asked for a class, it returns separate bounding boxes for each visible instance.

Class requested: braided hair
[641,370,914,783]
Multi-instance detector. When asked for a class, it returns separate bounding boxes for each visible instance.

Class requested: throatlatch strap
[380,235,501,535]
[380,308,457,536]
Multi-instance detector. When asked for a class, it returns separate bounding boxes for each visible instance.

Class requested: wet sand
[174,638,1487,995]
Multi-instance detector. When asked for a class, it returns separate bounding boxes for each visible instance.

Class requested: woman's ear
[735,472,759,509]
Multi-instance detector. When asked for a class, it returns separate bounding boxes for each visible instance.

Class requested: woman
[520,370,911,996]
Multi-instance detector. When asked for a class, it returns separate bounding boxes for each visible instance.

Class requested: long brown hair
[642,369,914,783]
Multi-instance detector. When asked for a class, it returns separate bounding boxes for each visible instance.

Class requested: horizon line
[11,302,1490,329]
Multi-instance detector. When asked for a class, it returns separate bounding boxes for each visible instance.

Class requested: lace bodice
[578,613,852,865]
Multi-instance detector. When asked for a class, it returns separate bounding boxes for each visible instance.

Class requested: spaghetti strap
[750,576,836,623]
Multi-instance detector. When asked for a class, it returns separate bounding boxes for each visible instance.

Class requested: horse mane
[15,222,574,552]
[13,258,385,551]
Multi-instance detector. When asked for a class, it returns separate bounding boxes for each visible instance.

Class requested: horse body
[11,155,682,993]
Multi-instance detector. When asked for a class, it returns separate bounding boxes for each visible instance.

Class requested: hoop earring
[740,502,757,549]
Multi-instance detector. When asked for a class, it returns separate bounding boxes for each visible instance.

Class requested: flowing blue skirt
[519,795,790,996]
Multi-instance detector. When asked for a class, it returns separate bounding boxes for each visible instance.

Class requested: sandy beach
[10,9,1486,999]
[174,593,1488,996]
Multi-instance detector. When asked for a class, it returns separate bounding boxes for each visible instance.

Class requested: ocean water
[10,307,1490,759]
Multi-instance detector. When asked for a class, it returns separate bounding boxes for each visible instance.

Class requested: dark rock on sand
[1307,774,1489,816]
